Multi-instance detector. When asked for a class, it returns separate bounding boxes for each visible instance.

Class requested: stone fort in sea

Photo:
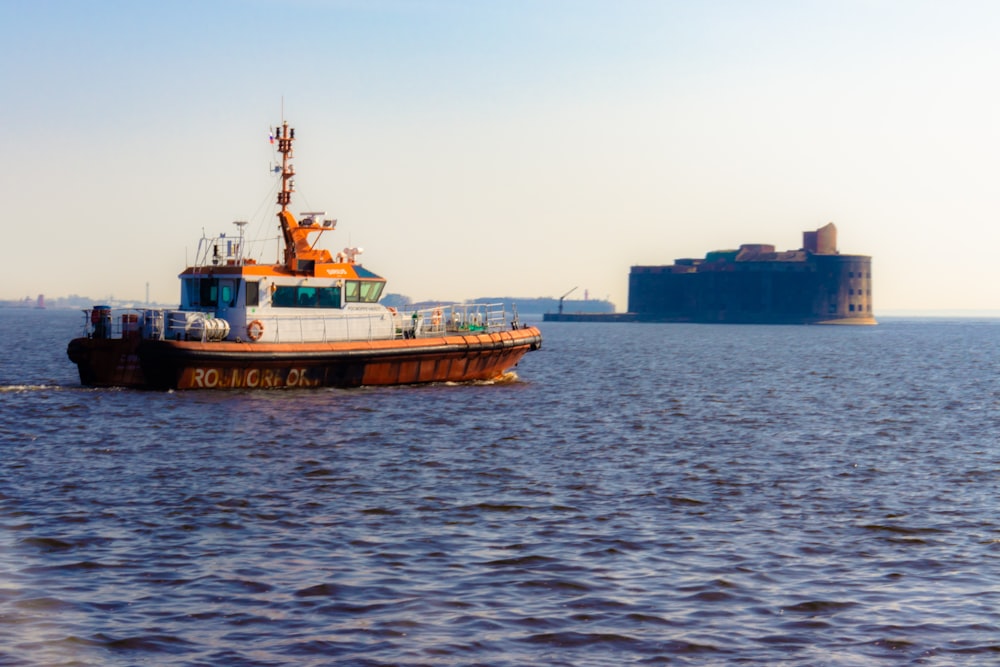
[626,222,875,325]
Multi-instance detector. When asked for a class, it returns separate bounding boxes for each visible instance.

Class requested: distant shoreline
[877,309,1000,318]
[3,303,999,319]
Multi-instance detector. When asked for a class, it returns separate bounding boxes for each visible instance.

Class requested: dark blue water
[2,308,998,666]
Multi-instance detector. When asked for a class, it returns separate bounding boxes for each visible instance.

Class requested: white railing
[391,303,509,338]
[79,307,147,340]
[79,302,517,344]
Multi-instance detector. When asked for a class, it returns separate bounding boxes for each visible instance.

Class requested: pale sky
[3,0,999,311]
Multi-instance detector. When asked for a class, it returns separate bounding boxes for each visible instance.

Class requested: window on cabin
[246,281,259,307]
[272,285,295,307]
[297,286,317,307]
[199,279,218,307]
[345,280,385,303]
[183,279,199,307]
[317,286,341,307]
[220,282,235,307]
[345,281,360,303]
[360,281,384,303]
[271,285,342,308]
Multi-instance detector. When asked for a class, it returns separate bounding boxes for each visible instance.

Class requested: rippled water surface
[1,308,998,665]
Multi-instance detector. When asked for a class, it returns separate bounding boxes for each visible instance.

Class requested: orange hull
[68,327,541,390]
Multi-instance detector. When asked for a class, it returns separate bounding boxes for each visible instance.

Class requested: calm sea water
[1,308,998,666]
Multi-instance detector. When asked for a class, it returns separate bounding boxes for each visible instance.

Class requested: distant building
[628,223,875,324]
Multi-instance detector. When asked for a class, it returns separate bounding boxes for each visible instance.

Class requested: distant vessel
[629,223,875,324]
[67,120,541,389]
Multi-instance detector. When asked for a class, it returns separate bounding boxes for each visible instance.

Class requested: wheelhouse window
[271,285,342,309]
[183,277,247,308]
[182,277,221,308]
[182,279,199,307]
[345,280,385,303]
[245,281,259,307]
[219,281,235,307]
[200,279,218,307]
[360,281,384,302]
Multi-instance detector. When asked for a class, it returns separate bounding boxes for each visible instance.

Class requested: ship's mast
[276,122,295,212]
[273,122,334,271]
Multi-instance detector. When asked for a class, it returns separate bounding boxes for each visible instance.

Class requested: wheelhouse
[179,273,386,314]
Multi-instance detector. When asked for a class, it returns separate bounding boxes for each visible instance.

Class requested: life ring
[246,320,264,341]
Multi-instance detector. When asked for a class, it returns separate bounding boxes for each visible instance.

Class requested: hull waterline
[68,328,542,390]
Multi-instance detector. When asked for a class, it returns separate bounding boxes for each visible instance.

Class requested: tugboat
[67,121,542,389]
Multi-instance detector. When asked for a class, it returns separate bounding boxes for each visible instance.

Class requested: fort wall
[627,224,875,325]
